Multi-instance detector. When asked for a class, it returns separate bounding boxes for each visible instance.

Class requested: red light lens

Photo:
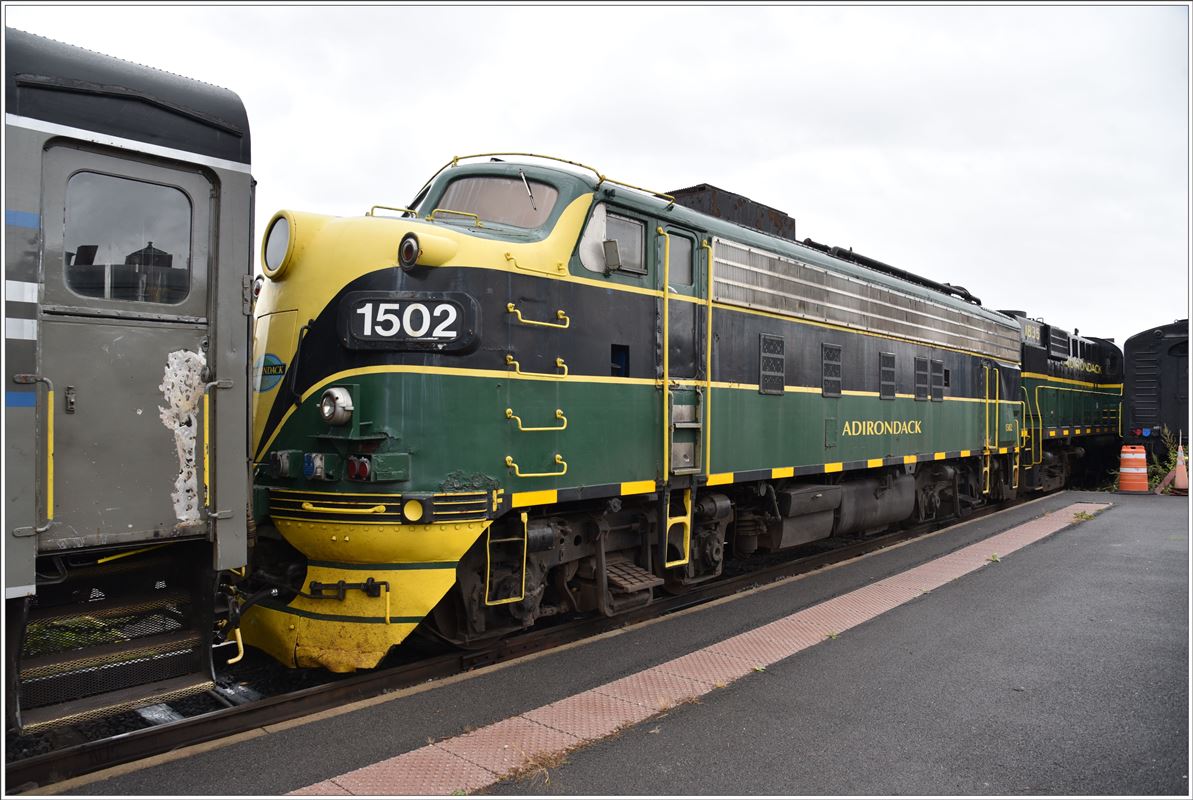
[358,457,371,480]
[347,457,360,480]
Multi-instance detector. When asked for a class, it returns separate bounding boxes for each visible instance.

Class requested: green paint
[710,392,989,473]
[258,372,661,498]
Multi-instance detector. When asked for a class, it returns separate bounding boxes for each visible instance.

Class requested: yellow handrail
[504,252,565,275]
[505,354,568,378]
[659,227,672,479]
[14,374,53,529]
[506,408,567,431]
[439,153,676,203]
[428,208,483,227]
[226,628,245,665]
[366,205,417,217]
[46,388,54,523]
[507,302,570,329]
[505,454,568,478]
[301,502,387,514]
[702,239,714,475]
[97,544,169,565]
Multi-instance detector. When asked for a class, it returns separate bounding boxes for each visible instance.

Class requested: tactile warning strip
[290,501,1109,795]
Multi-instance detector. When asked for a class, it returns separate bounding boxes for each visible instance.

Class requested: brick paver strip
[434,715,581,775]
[656,648,760,686]
[291,502,1109,795]
[707,628,809,666]
[594,666,710,711]
[287,780,351,795]
[317,744,496,796]
[521,689,654,740]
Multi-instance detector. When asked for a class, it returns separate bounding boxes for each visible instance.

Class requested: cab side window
[668,234,693,287]
[606,213,646,274]
[579,202,646,276]
[64,171,192,304]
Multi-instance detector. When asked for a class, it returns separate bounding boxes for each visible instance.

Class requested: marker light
[398,233,421,268]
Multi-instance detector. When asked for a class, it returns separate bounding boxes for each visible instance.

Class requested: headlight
[319,387,354,426]
[262,212,294,279]
[403,499,424,522]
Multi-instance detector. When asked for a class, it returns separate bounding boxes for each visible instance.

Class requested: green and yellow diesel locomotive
[241,154,1123,671]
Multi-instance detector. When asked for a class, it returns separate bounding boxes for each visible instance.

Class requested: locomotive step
[19,673,214,733]
[19,631,204,711]
[25,589,191,627]
[606,560,664,594]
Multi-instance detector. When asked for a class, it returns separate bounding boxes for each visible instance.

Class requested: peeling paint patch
[159,349,206,521]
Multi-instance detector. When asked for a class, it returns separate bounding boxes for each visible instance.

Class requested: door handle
[203,379,234,518]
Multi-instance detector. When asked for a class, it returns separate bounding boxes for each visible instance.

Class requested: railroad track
[5,496,1040,793]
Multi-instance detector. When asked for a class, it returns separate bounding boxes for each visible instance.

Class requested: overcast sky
[6,3,1189,348]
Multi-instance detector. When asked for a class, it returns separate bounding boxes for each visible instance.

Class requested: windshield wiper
[518,168,537,212]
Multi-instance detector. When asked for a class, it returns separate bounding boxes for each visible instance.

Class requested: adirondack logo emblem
[254,353,287,392]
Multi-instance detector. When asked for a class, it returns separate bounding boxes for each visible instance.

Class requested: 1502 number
[355,302,459,340]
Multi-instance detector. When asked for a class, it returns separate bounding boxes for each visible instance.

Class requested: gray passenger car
[4,28,251,731]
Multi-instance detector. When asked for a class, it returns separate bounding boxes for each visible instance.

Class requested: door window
[668,234,693,287]
[64,172,192,304]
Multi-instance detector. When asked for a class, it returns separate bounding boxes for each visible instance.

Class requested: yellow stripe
[998,447,1008,454]
[620,480,656,496]
[270,514,464,527]
[824,462,843,473]
[711,301,1021,363]
[271,487,404,497]
[960,450,971,457]
[703,382,1010,404]
[46,389,54,521]
[772,466,794,478]
[1062,429,1069,436]
[903,455,917,465]
[511,490,557,508]
[706,472,734,486]
[1020,371,1122,390]
[1049,430,1057,437]
[934,452,946,460]
[867,458,884,468]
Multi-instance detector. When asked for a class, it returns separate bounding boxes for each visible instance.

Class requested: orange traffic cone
[1155,440,1188,495]
[1175,443,1188,491]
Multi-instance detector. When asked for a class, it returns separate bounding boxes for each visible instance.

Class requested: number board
[339,291,480,352]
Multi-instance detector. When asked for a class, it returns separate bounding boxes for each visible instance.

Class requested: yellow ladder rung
[663,488,692,569]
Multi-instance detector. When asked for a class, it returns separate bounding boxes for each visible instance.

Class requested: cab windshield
[436,175,559,229]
